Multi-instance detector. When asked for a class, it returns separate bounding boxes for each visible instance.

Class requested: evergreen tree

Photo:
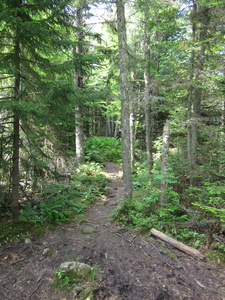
[0,0,75,221]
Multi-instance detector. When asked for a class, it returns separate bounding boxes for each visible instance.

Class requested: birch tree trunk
[160,120,170,204]
[116,0,132,198]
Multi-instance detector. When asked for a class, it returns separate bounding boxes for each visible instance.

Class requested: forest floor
[1,162,225,300]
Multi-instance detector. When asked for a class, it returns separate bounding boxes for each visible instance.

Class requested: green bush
[191,181,225,222]
[85,137,121,163]
[0,166,109,246]
[113,186,184,233]
[19,184,86,225]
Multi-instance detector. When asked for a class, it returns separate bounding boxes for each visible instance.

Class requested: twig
[129,233,139,243]
[26,278,43,299]
[112,231,137,245]
[144,252,151,259]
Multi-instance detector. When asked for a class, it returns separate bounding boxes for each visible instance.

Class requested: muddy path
[0,162,225,300]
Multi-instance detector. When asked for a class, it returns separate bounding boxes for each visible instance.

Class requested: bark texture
[144,13,153,172]
[187,0,210,183]
[74,1,85,166]
[11,7,22,221]
[160,120,170,204]
[116,0,132,198]
[150,228,205,260]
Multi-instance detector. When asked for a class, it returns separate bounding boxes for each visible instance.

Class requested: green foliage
[0,222,45,246]
[19,192,85,225]
[113,182,183,233]
[85,137,121,163]
[206,240,225,264]
[191,181,225,222]
[77,162,104,176]
[114,163,207,248]
[51,266,99,296]
[113,186,207,248]
[0,165,109,246]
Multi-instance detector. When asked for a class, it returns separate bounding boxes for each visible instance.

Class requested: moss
[81,225,97,234]
[80,289,94,299]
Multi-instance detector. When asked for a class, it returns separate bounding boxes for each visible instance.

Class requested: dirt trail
[1,162,225,300]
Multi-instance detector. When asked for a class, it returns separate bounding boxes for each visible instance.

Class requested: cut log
[150,228,205,260]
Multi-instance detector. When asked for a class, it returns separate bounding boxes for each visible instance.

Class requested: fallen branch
[150,228,205,260]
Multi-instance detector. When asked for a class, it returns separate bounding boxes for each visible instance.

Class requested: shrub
[0,165,109,246]
[85,137,121,163]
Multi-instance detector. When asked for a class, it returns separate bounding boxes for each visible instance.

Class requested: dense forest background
[1,0,225,261]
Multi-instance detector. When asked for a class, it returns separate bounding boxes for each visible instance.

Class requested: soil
[1,162,225,300]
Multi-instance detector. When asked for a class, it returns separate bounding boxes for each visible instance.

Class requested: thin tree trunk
[11,28,21,221]
[74,2,85,166]
[75,105,85,165]
[116,0,132,198]
[11,115,20,221]
[188,0,210,184]
[130,71,135,169]
[222,100,225,137]
[144,13,153,172]
[114,115,120,138]
[160,120,170,204]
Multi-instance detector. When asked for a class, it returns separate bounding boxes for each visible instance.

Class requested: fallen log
[150,228,205,260]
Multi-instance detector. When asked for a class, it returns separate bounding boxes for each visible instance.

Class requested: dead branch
[26,278,43,299]
[150,228,205,260]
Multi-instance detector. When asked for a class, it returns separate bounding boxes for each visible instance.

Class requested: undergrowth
[85,136,121,163]
[0,162,109,246]
[51,265,101,298]
[113,157,225,263]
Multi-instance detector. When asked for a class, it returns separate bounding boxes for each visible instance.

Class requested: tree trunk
[187,0,210,184]
[74,2,85,166]
[130,71,135,169]
[11,28,21,221]
[11,115,20,221]
[144,13,153,172]
[75,105,85,165]
[160,120,170,204]
[116,0,132,198]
